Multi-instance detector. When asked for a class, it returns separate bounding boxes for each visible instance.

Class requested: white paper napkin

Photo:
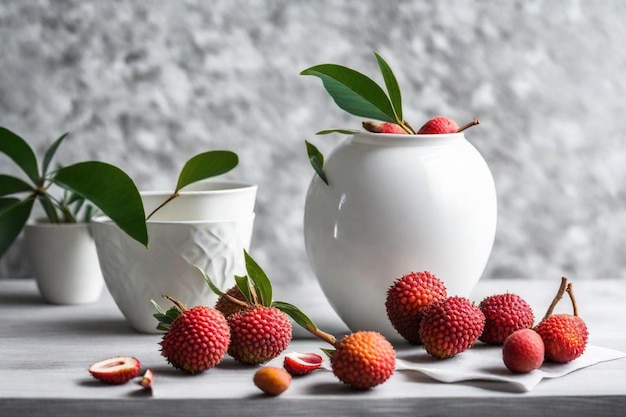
[395,343,626,392]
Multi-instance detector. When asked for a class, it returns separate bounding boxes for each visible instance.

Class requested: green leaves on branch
[300,51,414,134]
[0,126,240,257]
[305,140,328,186]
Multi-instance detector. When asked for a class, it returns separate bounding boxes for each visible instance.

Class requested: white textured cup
[141,180,257,222]
[91,213,255,333]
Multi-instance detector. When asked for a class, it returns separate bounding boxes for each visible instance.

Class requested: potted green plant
[0,126,241,305]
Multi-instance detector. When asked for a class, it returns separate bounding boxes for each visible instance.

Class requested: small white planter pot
[24,222,104,304]
[304,132,497,341]
[92,180,258,333]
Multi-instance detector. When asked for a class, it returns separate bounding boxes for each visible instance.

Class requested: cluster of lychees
[385,273,588,373]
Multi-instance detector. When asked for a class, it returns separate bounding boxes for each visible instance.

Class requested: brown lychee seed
[479,293,535,345]
[253,366,292,396]
[502,329,545,373]
[227,306,292,365]
[330,331,396,390]
[385,271,447,344]
[535,278,588,363]
[419,296,485,359]
[215,285,249,317]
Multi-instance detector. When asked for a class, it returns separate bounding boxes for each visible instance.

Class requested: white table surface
[1,278,625,417]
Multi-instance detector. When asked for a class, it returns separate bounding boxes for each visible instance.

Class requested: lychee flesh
[419,296,485,359]
[385,271,447,344]
[479,293,535,345]
[502,329,545,373]
[535,314,588,363]
[331,331,395,389]
[417,116,459,134]
[227,306,292,365]
[160,305,231,373]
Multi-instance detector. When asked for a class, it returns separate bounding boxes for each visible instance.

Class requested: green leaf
[37,194,60,223]
[374,52,403,122]
[0,175,34,197]
[0,197,34,258]
[272,300,319,331]
[42,132,69,177]
[234,275,253,303]
[175,150,238,193]
[244,250,273,307]
[0,127,39,184]
[53,161,148,247]
[320,348,336,359]
[194,265,225,296]
[305,140,328,185]
[301,64,396,123]
[315,128,360,136]
[151,300,181,331]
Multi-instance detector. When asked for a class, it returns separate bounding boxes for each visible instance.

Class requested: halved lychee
[88,356,141,384]
[283,352,323,375]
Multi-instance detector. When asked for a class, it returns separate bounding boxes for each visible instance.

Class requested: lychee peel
[385,271,447,344]
[502,329,545,373]
[419,296,485,359]
[227,306,292,365]
[479,293,535,345]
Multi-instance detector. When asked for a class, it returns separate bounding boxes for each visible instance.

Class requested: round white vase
[303,131,497,342]
[25,222,104,304]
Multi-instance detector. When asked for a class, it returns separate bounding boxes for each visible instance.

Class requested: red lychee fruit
[502,329,545,373]
[88,356,141,384]
[419,296,485,359]
[362,120,407,134]
[227,306,292,365]
[417,116,480,134]
[385,271,447,344]
[283,352,323,376]
[159,303,231,373]
[479,293,535,345]
[215,285,248,317]
[535,278,589,363]
[330,331,396,389]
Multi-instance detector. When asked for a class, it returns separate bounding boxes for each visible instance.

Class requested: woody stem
[305,325,338,348]
[541,277,568,322]
[565,283,580,317]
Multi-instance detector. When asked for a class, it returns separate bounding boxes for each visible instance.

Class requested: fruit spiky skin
[330,331,395,389]
[419,296,485,359]
[502,329,545,373]
[417,116,459,134]
[385,271,447,344]
[227,306,292,365]
[88,356,141,384]
[479,293,535,345]
[160,306,230,373]
[215,285,248,317]
[535,314,588,363]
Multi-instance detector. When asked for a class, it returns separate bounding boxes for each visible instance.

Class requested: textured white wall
[1,0,625,283]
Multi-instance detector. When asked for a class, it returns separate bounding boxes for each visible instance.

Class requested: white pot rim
[141,179,257,197]
[91,212,255,226]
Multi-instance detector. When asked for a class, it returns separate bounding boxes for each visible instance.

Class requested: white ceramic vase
[24,222,104,304]
[92,180,257,333]
[304,132,497,341]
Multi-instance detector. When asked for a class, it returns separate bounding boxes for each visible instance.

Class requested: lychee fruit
[330,331,396,389]
[227,306,292,365]
[535,278,588,363]
[502,329,545,373]
[88,356,141,384]
[417,116,480,134]
[419,296,485,359]
[478,293,535,344]
[215,285,248,317]
[253,366,292,396]
[362,120,407,134]
[385,271,447,344]
[158,297,231,373]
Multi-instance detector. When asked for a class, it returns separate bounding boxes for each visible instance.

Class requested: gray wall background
[1,0,625,284]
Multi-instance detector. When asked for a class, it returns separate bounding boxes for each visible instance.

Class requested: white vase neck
[351,131,466,147]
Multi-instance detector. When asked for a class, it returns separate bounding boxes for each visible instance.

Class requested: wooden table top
[1,278,625,417]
